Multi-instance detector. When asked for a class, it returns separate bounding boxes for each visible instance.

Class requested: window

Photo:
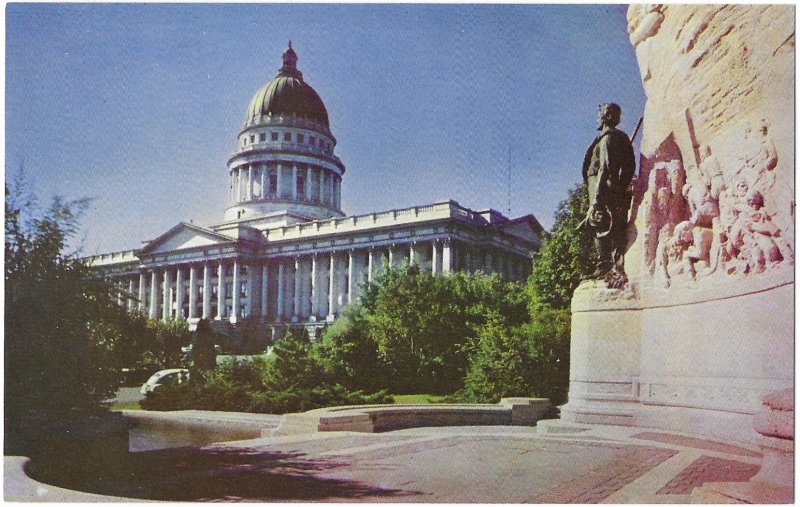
[250,134,255,143]
[309,136,315,146]
[243,138,248,146]
[225,282,233,295]
[240,282,247,297]
[271,132,278,141]
[259,133,266,142]
[269,172,278,194]
[297,134,304,144]
[284,132,291,142]
[297,175,305,196]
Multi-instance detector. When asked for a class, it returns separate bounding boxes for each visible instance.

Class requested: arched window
[297,174,305,197]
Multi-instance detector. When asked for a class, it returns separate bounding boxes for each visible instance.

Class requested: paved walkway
[6,419,768,502]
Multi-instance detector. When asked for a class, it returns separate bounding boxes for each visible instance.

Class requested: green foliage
[458,316,532,403]
[318,304,387,392]
[528,183,595,311]
[523,308,571,405]
[190,318,217,373]
[351,264,528,394]
[5,181,128,454]
[142,330,392,414]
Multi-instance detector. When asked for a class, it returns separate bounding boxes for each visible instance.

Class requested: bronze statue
[581,103,637,288]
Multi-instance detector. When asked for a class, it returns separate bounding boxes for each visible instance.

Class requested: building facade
[87,44,543,340]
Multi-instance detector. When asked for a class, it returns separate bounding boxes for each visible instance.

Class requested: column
[276,163,283,198]
[432,240,439,274]
[260,164,266,198]
[292,165,298,200]
[149,270,158,318]
[347,250,354,304]
[231,260,240,323]
[388,245,394,267]
[162,268,170,321]
[202,263,211,319]
[330,175,335,207]
[248,165,254,200]
[127,278,135,312]
[175,267,184,320]
[293,256,301,321]
[443,239,452,274]
[310,254,318,317]
[409,242,417,266]
[276,261,284,321]
[319,170,325,203]
[188,264,197,319]
[306,166,313,201]
[261,263,268,321]
[216,261,225,320]
[138,272,146,312]
[367,247,374,283]
[234,169,240,202]
[327,253,336,319]
[246,264,253,317]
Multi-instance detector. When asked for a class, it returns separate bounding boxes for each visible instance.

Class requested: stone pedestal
[693,388,793,503]
[562,276,793,445]
[560,281,641,426]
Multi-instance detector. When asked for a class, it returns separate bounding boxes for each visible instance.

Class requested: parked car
[180,344,223,355]
[139,368,190,395]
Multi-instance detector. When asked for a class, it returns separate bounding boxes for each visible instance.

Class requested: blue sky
[6,4,646,255]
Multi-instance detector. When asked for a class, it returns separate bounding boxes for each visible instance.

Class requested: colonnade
[110,238,530,325]
[229,162,341,210]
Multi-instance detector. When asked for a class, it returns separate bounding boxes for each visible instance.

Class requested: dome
[245,42,330,128]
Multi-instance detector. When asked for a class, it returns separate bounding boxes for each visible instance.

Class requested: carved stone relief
[641,122,792,287]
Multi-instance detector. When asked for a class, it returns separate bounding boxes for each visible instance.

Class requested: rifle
[630,116,644,143]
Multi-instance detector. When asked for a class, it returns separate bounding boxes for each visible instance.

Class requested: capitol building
[88,44,543,339]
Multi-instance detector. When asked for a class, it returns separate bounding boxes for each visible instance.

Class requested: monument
[561,4,794,448]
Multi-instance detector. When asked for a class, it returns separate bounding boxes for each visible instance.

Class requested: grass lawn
[392,394,449,404]
[109,400,142,411]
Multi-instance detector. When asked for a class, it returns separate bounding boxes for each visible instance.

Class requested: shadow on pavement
[26,445,416,501]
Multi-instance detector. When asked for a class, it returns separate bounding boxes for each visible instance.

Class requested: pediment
[495,216,543,246]
[138,223,234,255]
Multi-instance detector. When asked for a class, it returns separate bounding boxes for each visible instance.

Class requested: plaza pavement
[6,418,768,502]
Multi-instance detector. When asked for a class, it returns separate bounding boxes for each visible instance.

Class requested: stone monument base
[561,274,793,445]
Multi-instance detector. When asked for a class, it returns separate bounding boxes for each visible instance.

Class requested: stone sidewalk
[6,419,771,502]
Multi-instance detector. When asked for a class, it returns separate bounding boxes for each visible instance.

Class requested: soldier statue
[581,103,637,288]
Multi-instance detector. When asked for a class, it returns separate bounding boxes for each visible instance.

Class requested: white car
[181,344,224,355]
[139,368,190,395]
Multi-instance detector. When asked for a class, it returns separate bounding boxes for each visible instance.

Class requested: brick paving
[9,424,771,503]
[529,444,677,503]
[656,455,761,495]
[632,432,762,458]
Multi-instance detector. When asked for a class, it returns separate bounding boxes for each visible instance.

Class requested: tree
[528,182,595,311]
[5,182,126,456]
[190,318,217,373]
[458,314,532,402]
[318,304,388,392]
